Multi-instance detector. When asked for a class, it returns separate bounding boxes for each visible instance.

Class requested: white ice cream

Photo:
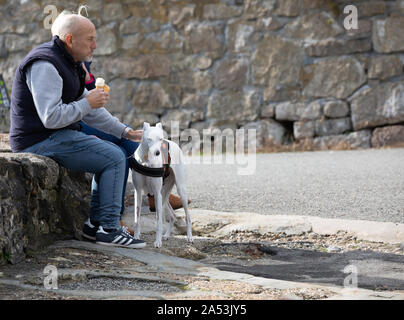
[95,77,105,88]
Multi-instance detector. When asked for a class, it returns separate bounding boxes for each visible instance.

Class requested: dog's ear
[143,122,150,130]
[156,122,162,129]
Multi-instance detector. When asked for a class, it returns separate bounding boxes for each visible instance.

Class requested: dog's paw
[187,235,194,243]
[154,240,162,248]
[162,235,169,241]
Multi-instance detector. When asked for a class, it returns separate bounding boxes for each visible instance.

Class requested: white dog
[131,122,193,248]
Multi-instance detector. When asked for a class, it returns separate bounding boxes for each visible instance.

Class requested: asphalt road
[212,245,404,291]
[184,148,404,224]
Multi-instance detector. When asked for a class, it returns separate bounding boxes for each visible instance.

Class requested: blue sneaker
[96,226,146,249]
[82,219,98,241]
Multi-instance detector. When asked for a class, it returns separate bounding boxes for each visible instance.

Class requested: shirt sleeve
[26,60,127,138]
[26,60,92,129]
[82,107,127,138]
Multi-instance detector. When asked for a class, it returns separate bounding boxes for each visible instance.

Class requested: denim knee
[104,142,127,169]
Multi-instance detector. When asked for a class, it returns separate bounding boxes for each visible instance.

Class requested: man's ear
[65,34,73,47]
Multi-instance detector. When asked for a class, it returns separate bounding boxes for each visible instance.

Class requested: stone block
[350,82,404,130]
[368,55,403,80]
[0,153,91,265]
[241,119,288,147]
[324,100,350,118]
[294,121,315,139]
[303,57,366,99]
[213,58,248,91]
[315,118,352,137]
[373,17,404,53]
[371,125,404,148]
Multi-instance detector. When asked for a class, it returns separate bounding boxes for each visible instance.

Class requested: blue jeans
[79,121,139,215]
[21,128,137,229]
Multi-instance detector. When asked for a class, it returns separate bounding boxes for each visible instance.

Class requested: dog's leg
[151,182,163,248]
[171,162,193,243]
[161,177,175,240]
[163,202,177,240]
[154,192,163,248]
[133,188,143,240]
[176,183,193,243]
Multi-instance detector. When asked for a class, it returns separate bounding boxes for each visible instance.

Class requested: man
[10,12,145,248]
[53,9,187,226]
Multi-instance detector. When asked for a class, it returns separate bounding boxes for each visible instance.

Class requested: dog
[131,122,193,248]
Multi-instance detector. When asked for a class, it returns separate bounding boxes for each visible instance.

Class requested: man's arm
[81,107,126,139]
[77,82,128,139]
[27,60,127,139]
[26,60,92,129]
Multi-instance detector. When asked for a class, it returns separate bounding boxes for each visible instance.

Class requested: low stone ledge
[189,209,404,244]
[0,152,91,265]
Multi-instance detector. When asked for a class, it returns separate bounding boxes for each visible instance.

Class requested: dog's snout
[155,150,160,156]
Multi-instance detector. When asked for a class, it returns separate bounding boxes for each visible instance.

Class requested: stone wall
[0,137,91,265]
[1,0,404,151]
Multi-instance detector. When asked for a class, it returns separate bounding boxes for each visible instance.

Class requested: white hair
[51,5,90,40]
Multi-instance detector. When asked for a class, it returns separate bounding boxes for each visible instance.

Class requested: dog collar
[130,140,171,179]
[130,158,165,177]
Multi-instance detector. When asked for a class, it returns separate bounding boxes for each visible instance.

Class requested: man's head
[51,8,96,62]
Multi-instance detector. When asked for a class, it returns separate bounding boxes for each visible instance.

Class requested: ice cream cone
[95,77,105,90]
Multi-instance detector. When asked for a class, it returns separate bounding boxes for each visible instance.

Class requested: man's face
[70,22,97,62]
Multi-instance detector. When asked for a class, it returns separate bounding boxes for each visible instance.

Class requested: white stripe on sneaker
[119,237,129,245]
[112,235,123,243]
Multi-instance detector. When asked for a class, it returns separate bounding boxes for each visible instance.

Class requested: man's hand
[126,129,142,142]
[86,89,109,109]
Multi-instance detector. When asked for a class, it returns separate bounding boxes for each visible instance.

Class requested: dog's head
[142,122,164,167]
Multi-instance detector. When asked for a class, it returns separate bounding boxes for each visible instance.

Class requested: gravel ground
[221,230,404,256]
[0,242,338,300]
[183,279,333,300]
[1,230,403,299]
[183,148,404,223]
[59,276,181,292]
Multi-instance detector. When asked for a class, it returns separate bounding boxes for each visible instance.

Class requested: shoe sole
[96,241,146,249]
[82,233,96,241]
